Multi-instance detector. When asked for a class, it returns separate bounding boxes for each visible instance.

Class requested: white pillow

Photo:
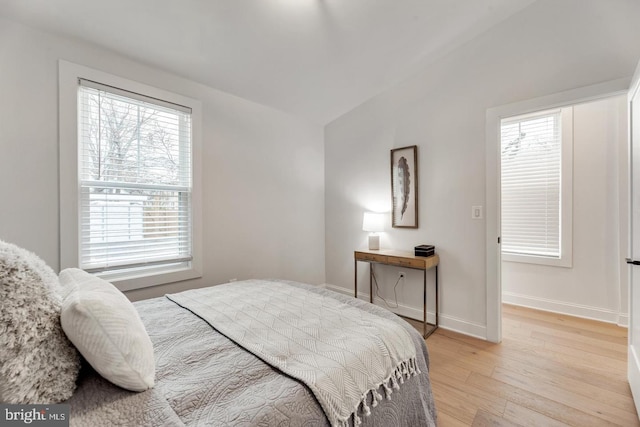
[59,268,155,392]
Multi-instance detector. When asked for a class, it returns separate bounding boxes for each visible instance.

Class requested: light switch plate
[472,205,483,219]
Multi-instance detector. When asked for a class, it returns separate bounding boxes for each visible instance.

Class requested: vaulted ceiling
[0,0,537,124]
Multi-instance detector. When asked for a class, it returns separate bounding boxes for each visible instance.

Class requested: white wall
[502,96,629,325]
[324,0,640,337]
[0,17,325,300]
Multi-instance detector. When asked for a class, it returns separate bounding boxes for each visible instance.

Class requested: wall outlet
[472,205,483,219]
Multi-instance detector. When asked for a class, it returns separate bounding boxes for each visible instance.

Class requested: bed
[0,240,436,426]
[64,280,437,426]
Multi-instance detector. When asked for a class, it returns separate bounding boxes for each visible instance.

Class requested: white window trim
[59,60,202,291]
[501,106,573,268]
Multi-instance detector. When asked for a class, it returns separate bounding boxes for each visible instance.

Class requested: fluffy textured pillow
[0,240,80,403]
[59,268,155,391]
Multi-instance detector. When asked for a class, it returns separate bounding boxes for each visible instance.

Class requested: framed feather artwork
[391,145,418,228]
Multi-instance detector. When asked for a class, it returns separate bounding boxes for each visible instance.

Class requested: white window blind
[501,110,561,258]
[78,79,193,273]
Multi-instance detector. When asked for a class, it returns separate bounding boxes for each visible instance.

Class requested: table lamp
[363,212,384,250]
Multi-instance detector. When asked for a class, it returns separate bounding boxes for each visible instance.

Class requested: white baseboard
[323,283,487,340]
[618,314,629,328]
[321,285,627,339]
[503,291,627,327]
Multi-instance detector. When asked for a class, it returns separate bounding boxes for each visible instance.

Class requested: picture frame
[391,145,418,228]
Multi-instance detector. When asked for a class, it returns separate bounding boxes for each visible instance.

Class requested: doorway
[485,79,630,342]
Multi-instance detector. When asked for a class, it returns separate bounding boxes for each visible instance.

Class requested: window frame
[59,60,202,291]
[500,106,573,268]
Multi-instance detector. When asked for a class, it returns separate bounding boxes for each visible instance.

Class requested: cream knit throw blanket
[166,280,419,427]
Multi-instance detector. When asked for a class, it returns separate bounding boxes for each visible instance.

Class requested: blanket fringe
[340,357,420,426]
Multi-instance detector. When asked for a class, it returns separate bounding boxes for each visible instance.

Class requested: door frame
[627,60,640,417]
[485,78,631,343]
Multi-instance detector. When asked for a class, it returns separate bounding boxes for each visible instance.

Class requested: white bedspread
[166,280,420,427]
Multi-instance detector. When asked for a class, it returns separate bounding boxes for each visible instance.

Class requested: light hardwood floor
[420,304,639,426]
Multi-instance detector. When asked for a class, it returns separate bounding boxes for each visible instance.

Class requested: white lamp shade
[363,212,385,232]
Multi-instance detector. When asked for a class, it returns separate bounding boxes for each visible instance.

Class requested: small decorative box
[414,245,435,257]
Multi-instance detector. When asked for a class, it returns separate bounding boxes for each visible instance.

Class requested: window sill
[502,252,572,268]
[97,264,202,292]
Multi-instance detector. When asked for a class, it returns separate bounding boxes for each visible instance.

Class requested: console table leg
[423,269,427,338]
[369,264,373,304]
[354,259,358,299]
[435,265,439,328]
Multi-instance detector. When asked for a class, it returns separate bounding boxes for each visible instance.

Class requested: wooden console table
[354,249,439,338]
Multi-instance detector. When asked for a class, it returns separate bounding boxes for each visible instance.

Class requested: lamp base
[368,235,380,250]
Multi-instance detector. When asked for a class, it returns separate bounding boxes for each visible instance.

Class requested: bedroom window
[60,61,202,290]
[500,107,573,267]
[78,80,192,273]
